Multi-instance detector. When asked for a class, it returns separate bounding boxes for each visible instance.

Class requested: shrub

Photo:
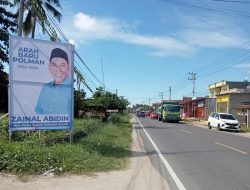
[0,115,132,175]
[108,114,122,124]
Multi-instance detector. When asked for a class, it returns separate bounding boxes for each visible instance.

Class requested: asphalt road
[135,116,250,190]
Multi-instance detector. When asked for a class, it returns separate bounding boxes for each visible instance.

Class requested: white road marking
[182,129,192,134]
[136,117,186,190]
[214,141,248,155]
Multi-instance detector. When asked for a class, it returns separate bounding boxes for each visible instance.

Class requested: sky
[10,0,250,106]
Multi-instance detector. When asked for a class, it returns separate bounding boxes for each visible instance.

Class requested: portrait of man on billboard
[35,48,71,114]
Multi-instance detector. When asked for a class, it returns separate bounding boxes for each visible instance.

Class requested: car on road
[207,112,240,132]
[145,111,151,117]
[136,111,145,117]
[150,112,158,119]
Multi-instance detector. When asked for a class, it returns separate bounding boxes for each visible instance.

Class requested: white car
[207,112,240,132]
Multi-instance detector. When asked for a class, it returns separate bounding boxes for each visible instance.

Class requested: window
[219,114,236,120]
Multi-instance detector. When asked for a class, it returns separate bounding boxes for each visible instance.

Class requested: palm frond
[46,0,61,8]
[23,11,34,36]
[44,2,61,22]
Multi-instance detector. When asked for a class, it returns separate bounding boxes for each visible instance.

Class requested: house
[182,97,216,119]
[208,80,250,98]
[216,89,250,124]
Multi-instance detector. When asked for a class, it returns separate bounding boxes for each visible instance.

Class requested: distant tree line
[74,87,130,118]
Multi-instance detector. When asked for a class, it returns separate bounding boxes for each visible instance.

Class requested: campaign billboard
[9,36,74,131]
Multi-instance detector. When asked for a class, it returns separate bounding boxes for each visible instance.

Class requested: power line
[158,43,250,99]
[22,3,98,93]
[159,92,164,102]
[212,0,250,3]
[45,10,105,87]
[164,0,250,19]
[101,57,105,91]
[148,98,151,107]
[199,54,250,78]
[22,2,56,40]
[74,61,97,89]
[194,41,250,73]
[196,42,250,77]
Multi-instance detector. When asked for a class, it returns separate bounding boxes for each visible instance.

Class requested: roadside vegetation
[240,125,250,133]
[0,114,132,175]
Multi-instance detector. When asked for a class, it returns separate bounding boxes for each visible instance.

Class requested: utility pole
[188,72,197,98]
[169,86,172,100]
[101,57,105,91]
[18,0,24,36]
[116,89,118,96]
[244,78,248,92]
[159,92,164,102]
[148,98,151,110]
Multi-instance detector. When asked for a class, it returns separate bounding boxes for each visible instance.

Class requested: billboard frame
[8,35,74,142]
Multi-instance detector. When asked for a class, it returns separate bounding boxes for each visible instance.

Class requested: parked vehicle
[156,107,162,121]
[145,111,150,117]
[157,101,181,123]
[207,112,240,132]
[150,112,158,119]
[136,111,145,117]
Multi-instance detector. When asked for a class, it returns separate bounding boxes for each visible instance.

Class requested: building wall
[229,94,250,123]
[183,98,216,119]
[228,82,250,90]
[216,95,229,113]
[221,85,229,92]
[205,98,216,118]
[209,81,250,98]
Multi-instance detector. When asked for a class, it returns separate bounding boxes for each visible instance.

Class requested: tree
[74,89,86,117]
[93,86,105,98]
[14,0,61,40]
[0,0,17,64]
[0,64,8,112]
[0,1,16,112]
[88,87,130,112]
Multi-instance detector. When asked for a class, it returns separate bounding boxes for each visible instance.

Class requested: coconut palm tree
[0,0,17,63]
[15,0,61,40]
[74,67,85,91]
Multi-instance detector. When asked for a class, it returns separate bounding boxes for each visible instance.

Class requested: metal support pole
[69,130,73,144]
[17,0,24,36]
[9,130,12,142]
[247,109,250,128]
[169,86,171,100]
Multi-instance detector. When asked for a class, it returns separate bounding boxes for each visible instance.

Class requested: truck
[157,101,181,123]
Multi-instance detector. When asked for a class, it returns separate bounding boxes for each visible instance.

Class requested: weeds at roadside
[0,114,132,175]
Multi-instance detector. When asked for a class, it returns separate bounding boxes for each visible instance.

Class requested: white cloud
[181,30,244,48]
[234,64,250,68]
[72,12,193,56]
[62,12,248,57]
[178,15,247,48]
[69,39,75,45]
[121,34,194,56]
[73,13,130,40]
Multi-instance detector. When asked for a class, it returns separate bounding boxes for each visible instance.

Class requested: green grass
[240,127,250,133]
[0,114,132,175]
